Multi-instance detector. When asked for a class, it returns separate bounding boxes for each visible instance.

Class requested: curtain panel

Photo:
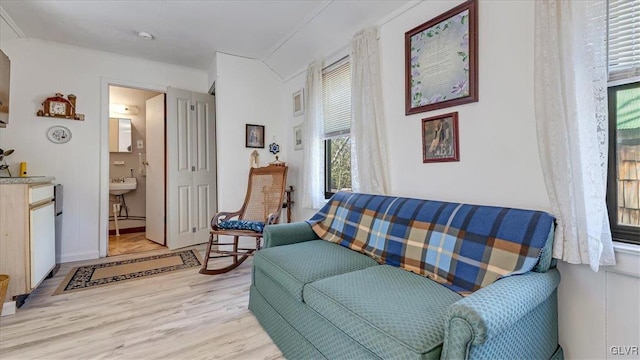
[301,61,326,210]
[350,27,390,195]
[534,0,615,271]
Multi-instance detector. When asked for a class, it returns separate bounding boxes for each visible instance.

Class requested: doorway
[99,80,217,257]
[108,85,166,256]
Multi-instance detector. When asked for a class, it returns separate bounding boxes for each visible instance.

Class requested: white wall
[214,52,285,212]
[282,0,640,358]
[0,38,207,262]
[281,71,312,222]
[381,0,548,210]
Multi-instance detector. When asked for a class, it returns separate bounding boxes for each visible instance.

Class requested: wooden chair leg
[199,234,258,275]
[199,234,215,275]
[233,236,239,264]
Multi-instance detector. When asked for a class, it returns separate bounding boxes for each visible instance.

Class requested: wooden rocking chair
[199,164,288,275]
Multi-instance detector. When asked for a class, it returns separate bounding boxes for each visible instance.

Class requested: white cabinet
[30,202,56,288]
[0,182,56,308]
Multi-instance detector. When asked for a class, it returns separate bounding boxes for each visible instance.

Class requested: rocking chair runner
[199,164,288,275]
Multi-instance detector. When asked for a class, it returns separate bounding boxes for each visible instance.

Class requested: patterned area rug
[54,250,202,295]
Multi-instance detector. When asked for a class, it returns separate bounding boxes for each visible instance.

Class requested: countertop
[0,176,56,185]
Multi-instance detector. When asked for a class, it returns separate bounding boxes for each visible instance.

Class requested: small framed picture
[293,124,303,151]
[293,89,304,116]
[246,124,265,148]
[422,112,459,163]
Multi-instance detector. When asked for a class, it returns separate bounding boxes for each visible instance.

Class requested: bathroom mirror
[0,49,10,128]
[109,118,132,153]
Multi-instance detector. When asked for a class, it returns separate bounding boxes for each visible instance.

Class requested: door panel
[177,98,191,173]
[167,88,196,249]
[167,88,216,250]
[197,185,210,231]
[195,101,209,171]
[30,202,55,289]
[178,185,192,234]
[192,93,217,244]
[145,94,165,245]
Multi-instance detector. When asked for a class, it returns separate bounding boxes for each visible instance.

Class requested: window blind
[608,0,640,81]
[322,59,351,138]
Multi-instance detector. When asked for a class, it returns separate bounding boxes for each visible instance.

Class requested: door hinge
[190,105,195,111]
[192,227,196,233]
[191,166,196,171]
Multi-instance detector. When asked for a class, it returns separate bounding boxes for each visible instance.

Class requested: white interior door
[166,88,216,250]
[192,93,217,244]
[145,94,165,245]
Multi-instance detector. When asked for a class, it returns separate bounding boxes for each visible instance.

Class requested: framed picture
[405,0,478,115]
[246,124,265,148]
[293,89,304,116]
[422,112,459,163]
[293,124,303,150]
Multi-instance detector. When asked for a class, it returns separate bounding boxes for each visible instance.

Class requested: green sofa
[249,193,563,359]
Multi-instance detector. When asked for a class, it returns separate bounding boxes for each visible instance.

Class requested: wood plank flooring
[108,232,166,257]
[0,247,283,360]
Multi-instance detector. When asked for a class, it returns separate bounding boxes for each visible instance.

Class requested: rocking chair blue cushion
[217,220,265,233]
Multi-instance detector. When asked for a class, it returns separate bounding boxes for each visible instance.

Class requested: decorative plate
[269,142,280,155]
[47,125,72,144]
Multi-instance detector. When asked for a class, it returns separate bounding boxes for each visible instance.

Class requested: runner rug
[54,250,202,295]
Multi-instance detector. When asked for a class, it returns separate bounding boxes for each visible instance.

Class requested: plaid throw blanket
[308,192,555,295]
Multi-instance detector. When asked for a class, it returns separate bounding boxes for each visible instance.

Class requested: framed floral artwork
[405,0,478,115]
[422,112,459,163]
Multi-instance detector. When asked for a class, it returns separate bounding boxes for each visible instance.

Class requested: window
[606,0,640,244]
[322,58,351,199]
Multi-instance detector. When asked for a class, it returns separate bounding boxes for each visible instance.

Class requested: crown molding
[0,6,25,38]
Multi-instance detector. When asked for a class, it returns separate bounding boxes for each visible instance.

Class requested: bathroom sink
[109,177,137,195]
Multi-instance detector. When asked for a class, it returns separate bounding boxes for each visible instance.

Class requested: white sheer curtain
[350,27,390,195]
[301,61,325,209]
[534,0,615,271]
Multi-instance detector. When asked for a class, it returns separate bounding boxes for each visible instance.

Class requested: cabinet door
[30,202,55,289]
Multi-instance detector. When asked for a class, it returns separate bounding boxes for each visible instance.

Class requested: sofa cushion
[304,265,463,359]
[216,220,264,233]
[308,192,555,294]
[253,240,379,301]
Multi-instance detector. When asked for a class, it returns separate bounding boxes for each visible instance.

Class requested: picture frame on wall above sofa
[292,89,304,116]
[405,0,478,115]
[293,124,303,150]
[246,124,265,148]
[422,112,459,163]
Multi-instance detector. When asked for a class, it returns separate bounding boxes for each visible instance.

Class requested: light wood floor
[0,247,283,360]
[109,232,166,257]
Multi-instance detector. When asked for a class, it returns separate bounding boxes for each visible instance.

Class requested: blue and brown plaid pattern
[307,192,555,295]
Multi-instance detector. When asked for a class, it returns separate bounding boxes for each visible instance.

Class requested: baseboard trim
[60,251,100,263]
[1,301,16,316]
[109,226,146,236]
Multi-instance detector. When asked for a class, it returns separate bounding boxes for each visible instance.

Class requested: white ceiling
[0,0,412,79]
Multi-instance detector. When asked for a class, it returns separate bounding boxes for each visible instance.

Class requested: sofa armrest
[442,268,561,358]
[263,222,319,248]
